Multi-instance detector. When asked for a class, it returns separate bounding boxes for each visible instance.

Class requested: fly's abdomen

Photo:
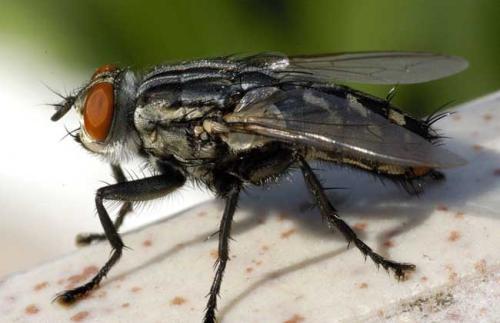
[333,86,439,142]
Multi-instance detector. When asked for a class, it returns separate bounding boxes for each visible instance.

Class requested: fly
[49,52,468,323]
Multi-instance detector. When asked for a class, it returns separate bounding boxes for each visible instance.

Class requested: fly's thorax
[74,66,140,163]
[133,102,222,161]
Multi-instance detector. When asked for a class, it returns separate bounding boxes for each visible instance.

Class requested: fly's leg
[109,164,134,230]
[75,202,131,246]
[76,164,133,246]
[55,170,186,305]
[298,156,415,279]
[397,169,446,196]
[204,183,240,323]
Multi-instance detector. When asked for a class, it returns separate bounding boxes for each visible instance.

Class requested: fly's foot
[381,260,416,281]
[75,233,106,246]
[354,239,416,281]
[54,284,94,305]
[203,312,216,323]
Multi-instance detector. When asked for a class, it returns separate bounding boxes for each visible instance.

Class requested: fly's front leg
[76,164,134,246]
[204,182,240,323]
[298,156,415,279]
[55,168,186,305]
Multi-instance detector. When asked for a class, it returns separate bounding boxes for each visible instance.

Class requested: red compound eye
[83,82,114,142]
[91,64,118,80]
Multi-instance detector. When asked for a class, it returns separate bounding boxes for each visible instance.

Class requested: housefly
[50,52,468,322]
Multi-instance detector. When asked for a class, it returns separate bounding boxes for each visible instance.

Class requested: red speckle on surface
[358,282,368,289]
[170,296,187,305]
[445,265,458,282]
[420,276,428,282]
[142,239,152,247]
[454,212,465,219]
[64,276,80,287]
[25,304,39,315]
[83,266,98,275]
[353,222,367,231]
[174,242,186,249]
[436,204,448,211]
[252,259,263,266]
[284,314,305,323]
[245,267,254,273]
[65,266,98,289]
[33,281,48,291]
[277,213,289,222]
[131,286,142,293]
[171,243,185,253]
[474,259,487,274]
[383,240,394,248]
[71,311,89,322]
[280,228,297,239]
[210,249,219,259]
[448,230,461,242]
[482,113,493,121]
[121,303,130,308]
[473,144,483,152]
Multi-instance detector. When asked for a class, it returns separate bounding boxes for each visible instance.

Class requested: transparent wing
[224,87,465,168]
[247,52,468,84]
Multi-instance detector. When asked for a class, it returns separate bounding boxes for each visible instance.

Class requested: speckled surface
[1,92,500,322]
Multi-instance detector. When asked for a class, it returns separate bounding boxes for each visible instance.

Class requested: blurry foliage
[2,0,500,116]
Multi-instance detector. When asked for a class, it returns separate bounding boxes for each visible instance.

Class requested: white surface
[0,41,212,277]
[0,86,499,321]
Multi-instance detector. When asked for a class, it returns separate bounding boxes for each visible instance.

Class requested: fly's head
[51,64,140,163]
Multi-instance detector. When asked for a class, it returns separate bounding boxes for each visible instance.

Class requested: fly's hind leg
[55,167,186,305]
[204,177,241,323]
[76,164,133,246]
[298,156,415,279]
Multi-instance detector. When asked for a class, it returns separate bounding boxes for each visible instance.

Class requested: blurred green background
[2,0,500,116]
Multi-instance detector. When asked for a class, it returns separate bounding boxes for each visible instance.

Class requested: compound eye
[83,82,114,142]
[91,64,118,80]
